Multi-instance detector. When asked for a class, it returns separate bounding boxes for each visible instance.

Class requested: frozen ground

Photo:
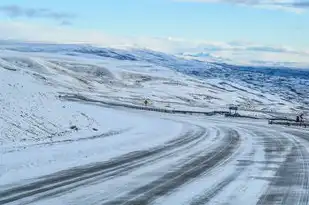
[1,42,309,205]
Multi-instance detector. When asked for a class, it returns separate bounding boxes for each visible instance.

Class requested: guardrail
[60,94,229,116]
[268,119,309,127]
[59,94,306,123]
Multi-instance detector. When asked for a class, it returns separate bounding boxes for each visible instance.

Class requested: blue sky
[0,0,308,48]
[0,0,308,65]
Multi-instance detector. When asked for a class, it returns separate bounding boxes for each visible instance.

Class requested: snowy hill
[1,41,308,114]
[1,41,309,144]
[2,42,309,144]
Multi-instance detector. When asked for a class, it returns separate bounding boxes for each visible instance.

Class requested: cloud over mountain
[174,0,309,11]
[0,5,75,24]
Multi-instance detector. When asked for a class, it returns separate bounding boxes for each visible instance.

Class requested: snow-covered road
[1,106,309,205]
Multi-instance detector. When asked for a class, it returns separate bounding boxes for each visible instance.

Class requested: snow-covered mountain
[1,41,309,135]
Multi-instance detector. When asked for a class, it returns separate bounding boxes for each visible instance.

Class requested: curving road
[1,112,309,205]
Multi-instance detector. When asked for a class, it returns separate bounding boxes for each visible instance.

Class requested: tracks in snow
[103,129,240,205]
[0,122,209,204]
[257,131,309,205]
[1,116,309,205]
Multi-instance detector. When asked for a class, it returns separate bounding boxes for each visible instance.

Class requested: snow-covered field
[1,42,309,205]
[1,42,309,114]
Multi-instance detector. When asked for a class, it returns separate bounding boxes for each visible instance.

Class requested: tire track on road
[0,123,208,204]
[188,128,291,205]
[102,129,240,205]
[257,131,309,205]
[185,127,256,205]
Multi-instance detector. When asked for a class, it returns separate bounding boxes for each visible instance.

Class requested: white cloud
[0,21,308,67]
[0,5,76,24]
[0,21,121,45]
[173,0,309,12]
